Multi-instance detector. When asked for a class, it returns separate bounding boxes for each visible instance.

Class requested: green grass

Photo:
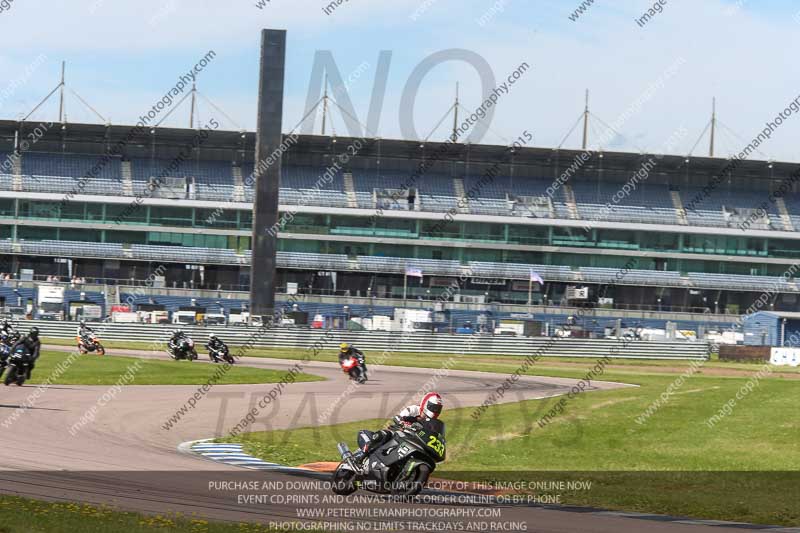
[218,365,800,526]
[0,495,318,532]
[26,350,324,386]
[42,336,800,375]
[32,337,800,524]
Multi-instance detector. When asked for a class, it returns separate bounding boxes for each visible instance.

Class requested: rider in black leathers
[204,334,228,363]
[12,327,41,379]
[167,329,187,356]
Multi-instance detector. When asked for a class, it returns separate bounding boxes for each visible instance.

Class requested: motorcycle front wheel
[331,464,358,496]
[391,464,431,497]
[4,366,17,386]
[96,344,105,356]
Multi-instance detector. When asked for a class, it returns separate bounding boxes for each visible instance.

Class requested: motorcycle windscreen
[420,417,445,437]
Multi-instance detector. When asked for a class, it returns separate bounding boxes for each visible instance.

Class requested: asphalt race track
[0,346,764,532]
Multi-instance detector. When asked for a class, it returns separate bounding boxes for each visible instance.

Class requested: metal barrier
[37,320,710,360]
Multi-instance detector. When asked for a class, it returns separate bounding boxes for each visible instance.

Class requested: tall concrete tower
[249,29,286,323]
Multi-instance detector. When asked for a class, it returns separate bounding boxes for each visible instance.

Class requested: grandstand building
[0,119,798,326]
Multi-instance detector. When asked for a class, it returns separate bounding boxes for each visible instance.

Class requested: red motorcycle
[340,356,367,384]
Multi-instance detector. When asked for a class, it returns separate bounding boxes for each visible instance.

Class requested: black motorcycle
[168,338,198,361]
[332,418,446,497]
[208,345,234,364]
[4,345,32,386]
[0,343,11,379]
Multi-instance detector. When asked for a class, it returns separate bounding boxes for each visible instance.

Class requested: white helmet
[420,392,443,419]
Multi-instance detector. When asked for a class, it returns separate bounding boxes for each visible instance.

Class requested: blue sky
[2,0,800,161]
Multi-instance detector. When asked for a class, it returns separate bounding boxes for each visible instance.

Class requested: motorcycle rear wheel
[331,464,358,496]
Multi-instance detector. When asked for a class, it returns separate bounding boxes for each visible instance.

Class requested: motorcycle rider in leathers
[12,327,41,379]
[205,333,228,363]
[353,392,444,467]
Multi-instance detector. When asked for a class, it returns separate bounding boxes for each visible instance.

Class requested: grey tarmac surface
[0,345,767,532]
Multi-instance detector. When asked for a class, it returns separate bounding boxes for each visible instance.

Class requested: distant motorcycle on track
[208,345,234,365]
[340,356,367,384]
[4,345,32,386]
[168,337,198,361]
[77,333,105,356]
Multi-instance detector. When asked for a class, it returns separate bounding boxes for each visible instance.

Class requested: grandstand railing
[7,239,800,294]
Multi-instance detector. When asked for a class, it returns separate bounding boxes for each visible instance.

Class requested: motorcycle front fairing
[358,433,427,492]
[9,347,30,368]
[365,423,444,482]
[417,419,446,461]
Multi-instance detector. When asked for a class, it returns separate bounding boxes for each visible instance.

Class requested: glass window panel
[17,226,56,240]
[60,228,101,242]
[105,203,147,224]
[105,230,146,245]
[150,206,193,227]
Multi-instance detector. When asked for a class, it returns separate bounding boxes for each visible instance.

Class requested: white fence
[36,320,710,360]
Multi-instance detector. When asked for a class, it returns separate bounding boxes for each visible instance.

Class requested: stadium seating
[22,152,122,180]
[680,188,784,229]
[120,293,246,314]
[283,165,344,190]
[571,182,679,225]
[130,158,232,184]
[0,286,34,305]
[10,151,800,238]
[63,289,105,304]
